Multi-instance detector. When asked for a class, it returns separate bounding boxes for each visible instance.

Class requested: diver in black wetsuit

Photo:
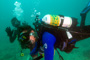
[32,1,90,60]
[5,17,44,60]
[5,17,29,43]
[5,17,20,43]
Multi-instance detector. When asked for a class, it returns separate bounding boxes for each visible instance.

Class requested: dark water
[0,0,90,60]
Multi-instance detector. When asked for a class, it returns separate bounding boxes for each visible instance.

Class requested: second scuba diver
[5,17,44,60]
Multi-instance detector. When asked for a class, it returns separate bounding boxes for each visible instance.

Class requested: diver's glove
[5,27,12,37]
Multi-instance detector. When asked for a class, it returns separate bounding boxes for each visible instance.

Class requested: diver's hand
[5,27,12,36]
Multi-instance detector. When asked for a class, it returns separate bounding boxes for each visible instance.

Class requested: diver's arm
[42,32,56,60]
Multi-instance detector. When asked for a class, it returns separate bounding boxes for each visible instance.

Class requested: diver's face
[29,35,36,44]
[12,20,20,28]
[29,30,37,44]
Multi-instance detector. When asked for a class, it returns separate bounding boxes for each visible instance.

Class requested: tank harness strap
[60,18,64,27]
[59,15,64,27]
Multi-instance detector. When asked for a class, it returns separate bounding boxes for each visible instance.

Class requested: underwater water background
[0,0,90,60]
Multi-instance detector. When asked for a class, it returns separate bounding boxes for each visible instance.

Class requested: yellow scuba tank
[41,14,78,28]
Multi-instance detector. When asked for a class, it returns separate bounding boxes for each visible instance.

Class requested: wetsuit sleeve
[42,32,56,60]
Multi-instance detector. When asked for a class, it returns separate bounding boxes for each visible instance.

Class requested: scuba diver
[5,17,20,42]
[5,17,44,60]
[32,1,90,60]
[5,17,29,43]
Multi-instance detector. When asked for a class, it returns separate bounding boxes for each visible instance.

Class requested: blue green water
[0,0,90,60]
